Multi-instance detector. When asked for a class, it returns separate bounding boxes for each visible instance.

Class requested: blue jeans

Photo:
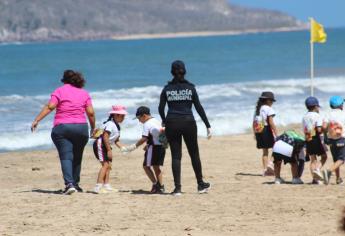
[51,124,89,186]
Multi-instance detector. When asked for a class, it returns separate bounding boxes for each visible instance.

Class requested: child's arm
[114,139,123,149]
[121,137,148,153]
[268,116,278,137]
[102,131,113,162]
[135,137,148,148]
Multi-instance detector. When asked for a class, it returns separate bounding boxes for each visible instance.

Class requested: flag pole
[309,17,314,96]
[311,38,314,96]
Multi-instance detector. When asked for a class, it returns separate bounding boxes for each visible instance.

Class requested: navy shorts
[143,145,165,166]
[329,138,345,162]
[93,138,110,162]
[306,135,326,156]
[256,126,275,149]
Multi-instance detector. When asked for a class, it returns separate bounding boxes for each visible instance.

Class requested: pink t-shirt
[49,84,92,126]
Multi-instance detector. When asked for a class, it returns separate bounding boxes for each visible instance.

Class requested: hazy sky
[230,0,345,28]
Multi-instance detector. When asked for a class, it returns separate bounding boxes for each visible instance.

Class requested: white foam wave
[0,131,53,151]
[2,76,345,107]
[2,75,345,151]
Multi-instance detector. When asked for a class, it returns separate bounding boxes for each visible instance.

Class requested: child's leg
[328,160,344,180]
[297,159,305,178]
[153,165,163,185]
[291,162,299,179]
[104,162,111,184]
[262,148,270,173]
[309,155,317,178]
[335,167,340,180]
[97,162,109,184]
[320,154,327,168]
[274,160,282,178]
[329,160,344,173]
[143,166,157,184]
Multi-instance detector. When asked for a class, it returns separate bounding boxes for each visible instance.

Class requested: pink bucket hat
[108,105,128,115]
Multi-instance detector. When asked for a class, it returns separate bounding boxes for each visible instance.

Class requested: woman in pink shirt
[31,70,96,195]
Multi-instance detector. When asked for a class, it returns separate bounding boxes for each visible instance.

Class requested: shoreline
[0,123,302,154]
[111,27,308,41]
[0,26,308,44]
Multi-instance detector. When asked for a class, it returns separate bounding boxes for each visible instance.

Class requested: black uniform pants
[165,119,203,188]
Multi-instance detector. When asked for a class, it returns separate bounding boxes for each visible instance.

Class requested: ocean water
[0,28,344,152]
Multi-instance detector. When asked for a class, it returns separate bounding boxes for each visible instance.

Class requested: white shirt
[103,121,120,143]
[260,105,275,126]
[142,118,162,145]
[325,109,345,139]
[302,111,323,137]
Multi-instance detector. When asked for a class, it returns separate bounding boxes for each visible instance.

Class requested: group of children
[253,91,345,185]
[92,105,166,194]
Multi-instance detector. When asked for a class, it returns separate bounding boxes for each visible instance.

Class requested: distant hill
[0,0,307,42]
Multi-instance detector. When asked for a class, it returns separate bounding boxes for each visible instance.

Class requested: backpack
[253,115,265,134]
[92,128,104,139]
[303,117,316,142]
[328,121,343,140]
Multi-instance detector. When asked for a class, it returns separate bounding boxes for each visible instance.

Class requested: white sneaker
[93,184,103,194]
[312,169,323,181]
[274,178,284,184]
[103,184,118,192]
[292,178,304,185]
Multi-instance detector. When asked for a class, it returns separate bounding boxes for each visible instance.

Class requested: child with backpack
[302,97,327,184]
[92,105,128,193]
[272,131,306,184]
[122,106,166,193]
[322,96,345,185]
[253,91,278,176]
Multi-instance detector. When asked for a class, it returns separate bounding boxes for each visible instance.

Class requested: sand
[110,27,307,41]
[1,134,345,236]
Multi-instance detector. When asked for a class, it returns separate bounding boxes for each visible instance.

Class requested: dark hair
[61,70,86,88]
[103,115,121,130]
[307,105,317,111]
[255,98,267,116]
[331,104,343,109]
[171,60,186,82]
[103,115,113,124]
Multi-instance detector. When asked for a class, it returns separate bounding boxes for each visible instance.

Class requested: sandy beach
[1,134,344,236]
[110,27,307,41]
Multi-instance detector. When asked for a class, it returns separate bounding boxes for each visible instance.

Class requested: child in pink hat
[92,105,128,193]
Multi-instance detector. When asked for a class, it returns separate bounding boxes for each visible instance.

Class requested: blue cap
[305,96,320,107]
[329,96,344,108]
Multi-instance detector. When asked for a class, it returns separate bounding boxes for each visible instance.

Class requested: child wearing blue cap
[322,96,345,185]
[302,96,327,184]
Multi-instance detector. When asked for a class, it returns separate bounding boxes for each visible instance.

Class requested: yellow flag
[310,18,327,43]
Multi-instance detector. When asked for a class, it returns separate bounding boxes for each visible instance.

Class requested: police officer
[158,60,211,195]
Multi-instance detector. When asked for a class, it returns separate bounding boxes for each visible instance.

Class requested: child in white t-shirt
[253,91,278,176]
[302,97,327,184]
[122,106,166,194]
[92,105,127,193]
[322,96,345,185]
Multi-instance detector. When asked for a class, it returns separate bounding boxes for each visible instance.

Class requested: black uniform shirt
[158,79,211,128]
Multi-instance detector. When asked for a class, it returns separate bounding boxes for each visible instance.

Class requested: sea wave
[1,76,345,151]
